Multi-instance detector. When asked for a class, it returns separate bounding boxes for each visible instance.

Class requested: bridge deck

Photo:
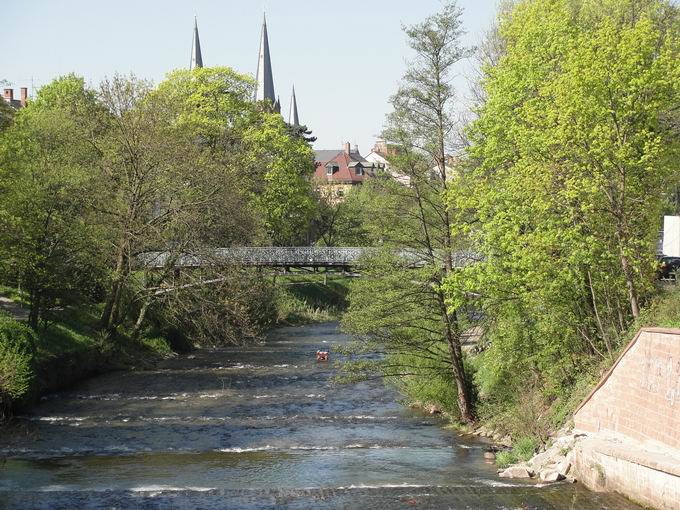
[139,247,478,270]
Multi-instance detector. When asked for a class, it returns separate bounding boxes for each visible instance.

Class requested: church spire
[254,13,275,103]
[288,85,299,125]
[190,16,203,70]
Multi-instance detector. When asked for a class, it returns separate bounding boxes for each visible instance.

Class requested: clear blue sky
[1,0,499,153]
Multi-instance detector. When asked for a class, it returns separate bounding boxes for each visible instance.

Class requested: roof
[314,149,369,165]
[314,150,342,164]
[313,151,377,184]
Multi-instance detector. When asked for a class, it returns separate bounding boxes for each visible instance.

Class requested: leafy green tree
[342,1,476,423]
[0,75,105,329]
[242,113,317,246]
[314,185,371,247]
[446,0,680,431]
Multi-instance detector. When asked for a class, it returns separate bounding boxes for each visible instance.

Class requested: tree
[242,113,317,246]
[0,75,105,329]
[314,185,371,247]
[105,67,316,342]
[446,0,680,431]
[342,2,476,423]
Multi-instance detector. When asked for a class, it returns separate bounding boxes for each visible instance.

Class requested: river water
[1,322,639,509]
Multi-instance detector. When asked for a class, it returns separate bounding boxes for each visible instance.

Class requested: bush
[391,349,478,420]
[513,436,538,461]
[0,313,37,418]
[495,450,517,469]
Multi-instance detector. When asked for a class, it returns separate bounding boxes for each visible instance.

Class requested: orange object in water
[316,350,329,362]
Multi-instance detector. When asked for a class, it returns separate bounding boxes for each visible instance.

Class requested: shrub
[0,313,37,418]
[495,450,517,469]
[513,436,538,461]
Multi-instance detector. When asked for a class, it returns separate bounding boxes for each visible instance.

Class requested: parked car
[658,256,680,279]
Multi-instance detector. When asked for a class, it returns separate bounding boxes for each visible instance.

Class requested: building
[364,139,410,186]
[313,143,381,201]
[2,87,28,109]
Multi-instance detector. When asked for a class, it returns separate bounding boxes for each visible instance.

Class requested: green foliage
[0,74,106,328]
[0,313,36,414]
[514,437,538,461]
[446,0,680,435]
[243,113,317,246]
[636,284,680,329]
[0,95,14,131]
[314,185,372,247]
[495,450,516,469]
[494,437,538,468]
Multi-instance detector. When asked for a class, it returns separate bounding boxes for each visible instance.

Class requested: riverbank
[0,277,350,419]
[397,286,680,478]
[0,300,176,419]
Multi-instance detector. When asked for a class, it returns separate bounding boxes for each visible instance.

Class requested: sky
[1,0,500,153]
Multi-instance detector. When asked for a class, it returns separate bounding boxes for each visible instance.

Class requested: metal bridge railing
[138,247,481,270]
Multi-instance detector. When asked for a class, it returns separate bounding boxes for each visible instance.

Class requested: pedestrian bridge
[138,247,479,271]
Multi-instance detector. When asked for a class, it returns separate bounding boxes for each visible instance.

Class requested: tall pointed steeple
[190,16,203,70]
[288,86,300,125]
[254,13,275,103]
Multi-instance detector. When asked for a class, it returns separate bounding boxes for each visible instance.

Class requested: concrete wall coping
[573,327,680,416]
[579,435,680,478]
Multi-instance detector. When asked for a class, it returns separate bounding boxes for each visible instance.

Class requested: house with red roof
[313,143,382,201]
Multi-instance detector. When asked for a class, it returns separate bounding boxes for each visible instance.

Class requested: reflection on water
[0,323,640,509]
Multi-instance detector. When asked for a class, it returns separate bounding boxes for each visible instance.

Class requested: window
[326,166,333,175]
[355,166,364,176]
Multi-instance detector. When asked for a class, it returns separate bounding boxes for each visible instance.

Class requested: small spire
[254,12,275,103]
[274,96,281,114]
[288,85,299,126]
[190,16,203,70]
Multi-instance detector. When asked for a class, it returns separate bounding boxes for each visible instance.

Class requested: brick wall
[574,328,680,449]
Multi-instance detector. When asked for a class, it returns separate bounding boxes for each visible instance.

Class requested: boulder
[473,426,488,437]
[530,446,561,471]
[483,451,496,460]
[539,470,566,482]
[499,466,534,479]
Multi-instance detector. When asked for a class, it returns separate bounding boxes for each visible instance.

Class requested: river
[0,322,640,509]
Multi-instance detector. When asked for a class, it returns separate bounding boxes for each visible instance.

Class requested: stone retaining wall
[573,327,680,509]
[574,328,680,448]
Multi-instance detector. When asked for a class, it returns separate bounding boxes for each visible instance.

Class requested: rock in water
[539,470,565,482]
[499,466,533,479]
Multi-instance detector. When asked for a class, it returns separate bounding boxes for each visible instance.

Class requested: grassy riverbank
[397,284,680,455]
[0,277,350,419]
[274,276,350,324]
[0,296,175,419]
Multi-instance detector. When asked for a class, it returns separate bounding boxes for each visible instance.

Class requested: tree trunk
[28,290,41,330]
[100,241,127,331]
[619,249,640,319]
[131,298,151,341]
[437,291,475,423]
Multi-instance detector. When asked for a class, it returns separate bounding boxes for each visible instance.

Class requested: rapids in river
[0,322,640,509]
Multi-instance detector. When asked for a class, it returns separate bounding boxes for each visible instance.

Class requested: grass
[0,287,176,418]
[494,436,539,468]
[0,285,28,305]
[274,276,350,324]
[35,304,103,359]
